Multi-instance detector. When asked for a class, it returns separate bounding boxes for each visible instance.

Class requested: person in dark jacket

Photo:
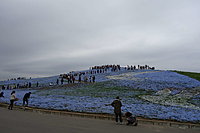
[125,112,138,126]
[111,96,123,124]
[23,92,31,106]
[0,92,4,97]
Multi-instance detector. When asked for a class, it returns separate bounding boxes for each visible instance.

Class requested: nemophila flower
[1,70,200,122]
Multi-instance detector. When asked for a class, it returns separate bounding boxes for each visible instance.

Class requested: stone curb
[1,103,200,129]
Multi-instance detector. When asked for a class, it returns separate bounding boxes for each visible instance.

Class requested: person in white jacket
[8,91,16,110]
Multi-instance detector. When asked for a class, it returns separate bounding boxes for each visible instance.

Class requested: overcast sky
[0,0,200,80]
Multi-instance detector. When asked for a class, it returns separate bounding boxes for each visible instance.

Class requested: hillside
[0,67,200,123]
[172,71,200,81]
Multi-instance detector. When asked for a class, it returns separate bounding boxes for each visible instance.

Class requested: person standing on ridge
[36,82,39,87]
[61,78,64,84]
[78,75,81,83]
[92,75,95,82]
[111,96,123,124]
[56,79,59,85]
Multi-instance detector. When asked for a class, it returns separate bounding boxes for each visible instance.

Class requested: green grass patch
[188,98,200,107]
[172,70,200,81]
[33,81,155,99]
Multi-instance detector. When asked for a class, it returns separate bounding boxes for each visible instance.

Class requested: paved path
[0,107,199,133]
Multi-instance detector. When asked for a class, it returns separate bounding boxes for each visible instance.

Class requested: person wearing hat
[23,92,31,106]
[111,96,123,124]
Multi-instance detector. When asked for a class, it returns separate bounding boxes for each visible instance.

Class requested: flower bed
[1,70,200,123]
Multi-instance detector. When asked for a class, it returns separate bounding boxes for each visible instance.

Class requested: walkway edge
[0,103,200,129]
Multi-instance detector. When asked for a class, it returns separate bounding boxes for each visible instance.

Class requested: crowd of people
[6,77,27,81]
[1,64,155,90]
[91,64,121,72]
[1,82,38,90]
[59,71,97,84]
[59,64,155,84]
[0,64,157,125]
[91,64,155,71]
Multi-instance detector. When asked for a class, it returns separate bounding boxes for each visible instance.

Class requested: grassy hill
[173,71,200,81]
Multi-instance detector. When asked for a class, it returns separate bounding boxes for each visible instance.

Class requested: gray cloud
[0,0,200,80]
